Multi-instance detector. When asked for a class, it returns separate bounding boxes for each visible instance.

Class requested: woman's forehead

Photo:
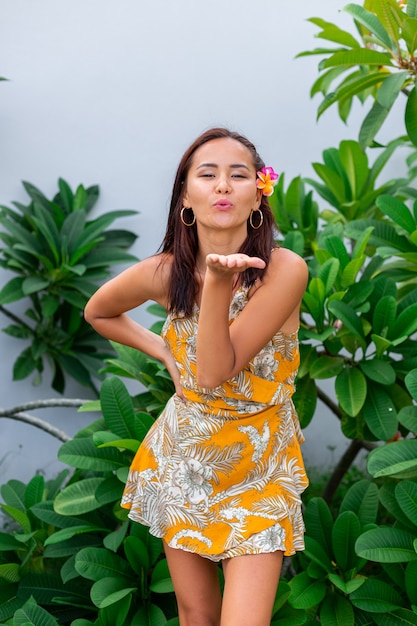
[191,137,254,167]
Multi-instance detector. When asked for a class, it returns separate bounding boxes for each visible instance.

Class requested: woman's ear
[182,188,190,208]
[255,188,263,209]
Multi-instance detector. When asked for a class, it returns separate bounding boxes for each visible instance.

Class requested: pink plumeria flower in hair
[256,166,279,196]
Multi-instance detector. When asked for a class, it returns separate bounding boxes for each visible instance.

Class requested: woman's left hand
[206,253,266,277]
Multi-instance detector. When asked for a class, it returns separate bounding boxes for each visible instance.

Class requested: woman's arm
[84,255,185,398]
[196,248,308,388]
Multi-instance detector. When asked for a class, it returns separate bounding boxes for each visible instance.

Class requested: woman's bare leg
[221,552,283,626]
[163,541,222,626]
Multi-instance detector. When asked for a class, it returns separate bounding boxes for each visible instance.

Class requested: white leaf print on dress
[238,421,270,462]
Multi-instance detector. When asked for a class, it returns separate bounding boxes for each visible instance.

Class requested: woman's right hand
[163,348,186,402]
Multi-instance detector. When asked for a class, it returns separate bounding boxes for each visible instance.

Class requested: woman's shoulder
[127,253,174,306]
[266,247,308,283]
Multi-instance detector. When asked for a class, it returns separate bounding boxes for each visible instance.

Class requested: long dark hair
[159,127,278,315]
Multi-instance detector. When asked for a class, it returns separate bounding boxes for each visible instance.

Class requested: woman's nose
[216,176,231,193]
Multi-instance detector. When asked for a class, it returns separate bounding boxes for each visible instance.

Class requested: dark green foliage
[0,179,138,393]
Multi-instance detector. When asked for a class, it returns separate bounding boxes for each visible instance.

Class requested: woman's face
[182,137,262,233]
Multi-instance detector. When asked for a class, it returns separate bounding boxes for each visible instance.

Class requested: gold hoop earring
[249,209,263,229]
[180,207,195,226]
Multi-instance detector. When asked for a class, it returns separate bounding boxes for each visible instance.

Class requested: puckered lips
[214,199,233,210]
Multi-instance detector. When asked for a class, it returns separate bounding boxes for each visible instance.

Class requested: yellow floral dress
[121,286,308,561]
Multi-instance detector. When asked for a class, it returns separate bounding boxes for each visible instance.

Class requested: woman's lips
[214,200,233,209]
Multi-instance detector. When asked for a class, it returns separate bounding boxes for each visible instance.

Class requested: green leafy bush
[0,179,138,393]
[0,372,178,625]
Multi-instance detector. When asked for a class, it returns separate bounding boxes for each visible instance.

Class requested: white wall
[0,0,401,485]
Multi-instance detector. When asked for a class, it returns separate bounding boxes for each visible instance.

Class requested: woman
[84,127,309,626]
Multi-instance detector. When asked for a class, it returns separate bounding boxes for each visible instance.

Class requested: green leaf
[30,499,83,528]
[281,231,305,256]
[359,101,390,149]
[320,592,355,626]
[0,504,31,533]
[316,23,360,47]
[327,573,366,595]
[402,14,417,54]
[58,436,128,471]
[372,296,397,336]
[44,524,108,545]
[104,522,129,553]
[397,405,417,432]
[304,535,334,573]
[75,547,133,582]
[0,531,25,551]
[335,367,367,417]
[327,300,365,342]
[22,276,49,296]
[341,256,366,288]
[350,577,403,612]
[318,258,340,293]
[377,71,409,109]
[53,477,104,515]
[360,359,396,385]
[317,72,391,119]
[405,368,417,400]
[339,139,369,198]
[405,85,417,147]
[309,356,344,379]
[90,577,136,609]
[304,497,334,555]
[0,563,20,583]
[355,527,417,563]
[13,601,59,626]
[395,481,417,526]
[131,604,167,626]
[292,375,317,428]
[372,608,417,625]
[339,480,379,526]
[344,4,394,49]
[368,439,417,479]
[289,572,326,609]
[390,302,417,340]
[377,195,416,233]
[405,562,417,606]
[332,511,362,571]
[363,383,398,441]
[24,475,45,509]
[150,558,174,593]
[0,276,25,304]
[123,536,150,574]
[371,334,392,357]
[58,177,74,212]
[322,48,392,68]
[100,377,137,439]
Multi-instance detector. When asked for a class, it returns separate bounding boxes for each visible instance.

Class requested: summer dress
[121,286,308,561]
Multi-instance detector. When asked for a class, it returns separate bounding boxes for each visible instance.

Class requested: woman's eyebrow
[196,163,251,170]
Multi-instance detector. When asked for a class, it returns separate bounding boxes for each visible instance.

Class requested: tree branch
[0,398,92,443]
[321,438,378,503]
[317,385,343,419]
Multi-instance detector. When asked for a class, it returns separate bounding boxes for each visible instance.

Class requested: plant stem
[0,304,32,330]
